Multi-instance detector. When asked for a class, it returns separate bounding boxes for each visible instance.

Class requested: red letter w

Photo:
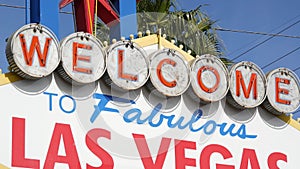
[19,34,52,67]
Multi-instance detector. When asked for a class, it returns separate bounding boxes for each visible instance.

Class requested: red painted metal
[59,0,140,9]
[97,0,119,24]
[59,0,125,33]
[74,0,95,33]
[59,0,73,8]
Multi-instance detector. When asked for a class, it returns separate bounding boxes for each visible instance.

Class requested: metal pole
[72,2,77,32]
[25,0,30,24]
[30,0,40,23]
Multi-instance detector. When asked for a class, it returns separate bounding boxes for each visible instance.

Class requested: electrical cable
[215,15,300,65]
[221,14,300,57]
[293,66,300,72]
[2,2,300,70]
[261,46,300,69]
[215,28,300,39]
[0,3,25,9]
[227,19,300,61]
[0,3,73,14]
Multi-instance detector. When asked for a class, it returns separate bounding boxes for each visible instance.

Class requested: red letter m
[236,70,257,99]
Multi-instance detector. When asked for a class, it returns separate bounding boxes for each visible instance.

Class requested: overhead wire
[215,28,300,39]
[0,3,25,9]
[0,3,73,14]
[293,66,300,72]
[220,14,300,57]
[261,46,300,70]
[2,2,300,71]
[225,19,300,61]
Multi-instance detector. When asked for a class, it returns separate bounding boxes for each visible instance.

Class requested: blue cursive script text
[91,93,257,140]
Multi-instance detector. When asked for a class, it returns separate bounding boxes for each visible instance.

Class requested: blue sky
[0,0,300,116]
[179,1,300,73]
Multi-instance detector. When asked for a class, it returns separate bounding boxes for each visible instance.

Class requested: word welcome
[7,24,300,114]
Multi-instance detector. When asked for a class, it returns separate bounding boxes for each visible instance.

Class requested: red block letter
[198,66,220,93]
[275,77,291,105]
[175,139,196,169]
[240,149,260,169]
[73,42,92,74]
[133,134,171,169]
[200,144,234,169]
[86,128,114,169]
[268,152,287,169]
[236,70,257,99]
[19,34,52,67]
[12,117,40,169]
[44,123,81,169]
[118,49,138,81]
[157,59,177,88]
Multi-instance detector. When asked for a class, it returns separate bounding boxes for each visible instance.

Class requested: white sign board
[1,23,300,169]
[0,74,299,169]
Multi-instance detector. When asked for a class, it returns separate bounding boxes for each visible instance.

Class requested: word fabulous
[6,24,300,115]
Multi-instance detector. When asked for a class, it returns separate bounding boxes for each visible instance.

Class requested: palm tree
[94,0,231,65]
[137,0,231,65]
[95,18,110,43]
[137,0,175,13]
[94,0,172,44]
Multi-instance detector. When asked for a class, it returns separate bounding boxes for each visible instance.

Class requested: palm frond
[136,0,228,64]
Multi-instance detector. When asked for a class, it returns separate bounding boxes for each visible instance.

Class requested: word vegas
[6,24,300,114]
[11,117,287,169]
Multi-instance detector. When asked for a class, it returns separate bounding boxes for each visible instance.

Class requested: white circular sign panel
[60,32,106,84]
[106,41,149,90]
[149,49,190,96]
[229,61,267,108]
[7,24,60,79]
[265,68,300,114]
[190,54,229,102]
